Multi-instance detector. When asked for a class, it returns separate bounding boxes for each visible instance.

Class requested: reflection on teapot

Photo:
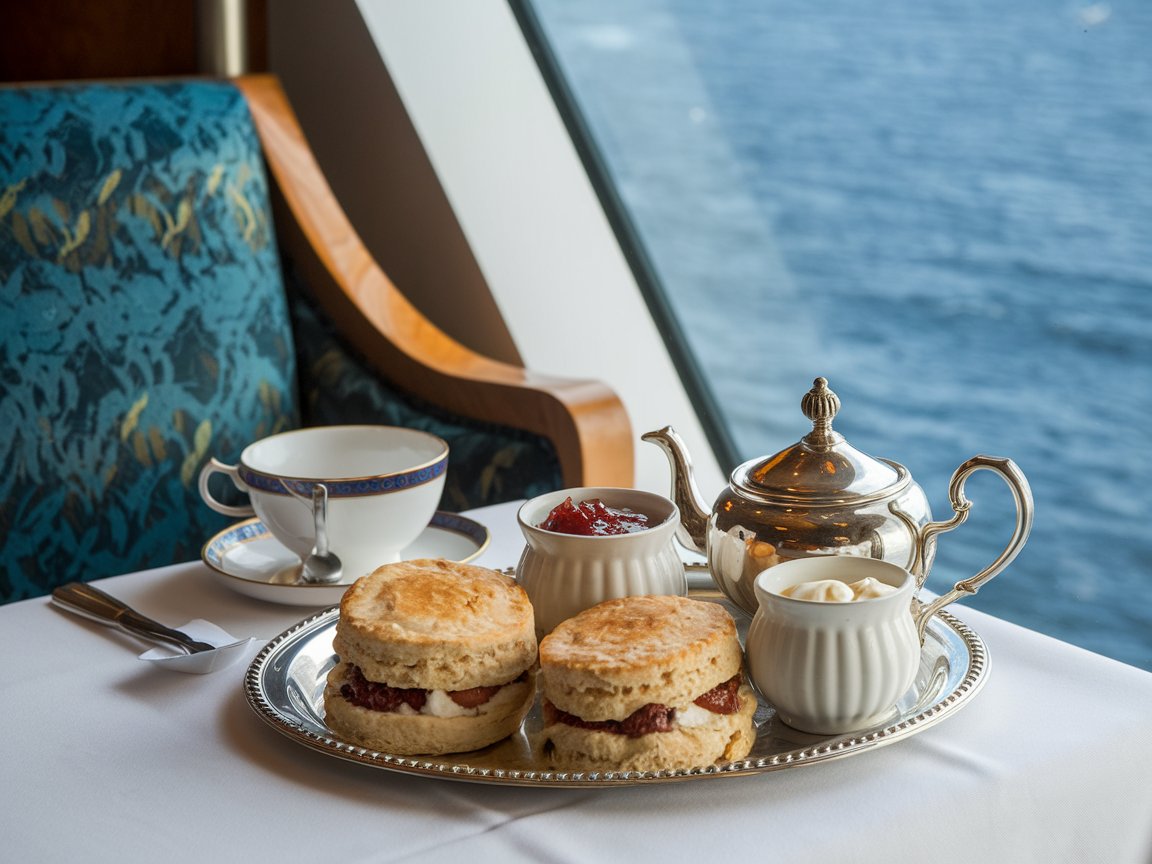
[644,377,1034,617]
[709,526,781,613]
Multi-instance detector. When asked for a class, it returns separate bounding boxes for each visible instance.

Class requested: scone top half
[334,559,537,691]
[540,595,743,721]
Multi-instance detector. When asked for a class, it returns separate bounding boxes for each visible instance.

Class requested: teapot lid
[732,377,909,505]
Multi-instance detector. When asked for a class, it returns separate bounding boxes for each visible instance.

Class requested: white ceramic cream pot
[746,555,960,735]
[198,425,447,580]
[515,487,686,637]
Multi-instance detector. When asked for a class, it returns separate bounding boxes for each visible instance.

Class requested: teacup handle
[197,457,256,518]
[913,455,1034,642]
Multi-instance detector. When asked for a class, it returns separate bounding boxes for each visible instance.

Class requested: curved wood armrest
[235,75,634,489]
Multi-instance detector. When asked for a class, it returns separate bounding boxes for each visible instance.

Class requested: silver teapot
[643,377,1034,616]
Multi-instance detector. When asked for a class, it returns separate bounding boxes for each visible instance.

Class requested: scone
[538,595,757,772]
[323,558,537,755]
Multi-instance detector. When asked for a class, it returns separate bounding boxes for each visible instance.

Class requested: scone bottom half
[323,559,538,756]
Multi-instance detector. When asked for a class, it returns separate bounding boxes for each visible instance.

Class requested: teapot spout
[641,426,710,555]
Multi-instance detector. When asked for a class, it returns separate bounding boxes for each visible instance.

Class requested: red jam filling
[543,700,676,738]
[537,497,650,536]
[542,676,743,738]
[340,666,527,713]
[692,675,742,714]
[341,666,427,713]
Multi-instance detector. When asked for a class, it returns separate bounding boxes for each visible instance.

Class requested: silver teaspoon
[300,483,343,584]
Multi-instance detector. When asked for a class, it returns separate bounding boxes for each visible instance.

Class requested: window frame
[507,0,741,472]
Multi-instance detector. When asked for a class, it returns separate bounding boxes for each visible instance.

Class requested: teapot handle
[913,455,1034,642]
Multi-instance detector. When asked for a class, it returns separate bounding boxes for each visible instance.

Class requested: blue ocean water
[532,0,1152,669]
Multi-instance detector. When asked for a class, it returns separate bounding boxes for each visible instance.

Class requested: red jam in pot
[537,497,650,536]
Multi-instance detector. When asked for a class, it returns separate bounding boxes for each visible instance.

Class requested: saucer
[201,511,491,606]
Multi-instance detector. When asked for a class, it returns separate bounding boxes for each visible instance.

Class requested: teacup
[198,425,448,580]
[745,556,925,735]
[515,487,686,636]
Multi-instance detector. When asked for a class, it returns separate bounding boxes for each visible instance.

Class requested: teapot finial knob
[801,377,842,450]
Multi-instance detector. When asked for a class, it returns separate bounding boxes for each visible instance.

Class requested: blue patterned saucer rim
[200,511,488,603]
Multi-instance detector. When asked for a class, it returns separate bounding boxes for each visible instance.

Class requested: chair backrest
[0,80,299,601]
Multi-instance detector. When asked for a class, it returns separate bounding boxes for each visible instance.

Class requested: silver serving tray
[244,587,988,787]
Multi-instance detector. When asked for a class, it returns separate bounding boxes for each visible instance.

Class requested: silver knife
[51,582,218,654]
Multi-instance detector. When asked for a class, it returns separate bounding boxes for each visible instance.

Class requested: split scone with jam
[324,558,537,755]
[538,595,756,772]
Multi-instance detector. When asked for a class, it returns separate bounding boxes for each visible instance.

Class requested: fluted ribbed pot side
[515,487,686,637]
[746,556,920,734]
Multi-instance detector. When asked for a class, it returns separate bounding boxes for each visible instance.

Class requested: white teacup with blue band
[198,425,448,580]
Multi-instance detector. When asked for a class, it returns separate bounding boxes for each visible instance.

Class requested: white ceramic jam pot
[644,377,1034,616]
[746,556,949,735]
[515,487,685,637]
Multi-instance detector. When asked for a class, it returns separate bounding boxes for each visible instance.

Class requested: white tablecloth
[2,501,1150,863]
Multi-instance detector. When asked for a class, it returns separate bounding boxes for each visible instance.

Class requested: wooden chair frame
[236,74,634,489]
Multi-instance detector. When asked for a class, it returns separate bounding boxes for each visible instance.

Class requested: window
[517,0,1152,670]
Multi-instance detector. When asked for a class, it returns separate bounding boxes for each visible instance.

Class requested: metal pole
[197,0,249,76]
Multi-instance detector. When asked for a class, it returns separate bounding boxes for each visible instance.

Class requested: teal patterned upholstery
[0,81,297,602]
[0,80,561,604]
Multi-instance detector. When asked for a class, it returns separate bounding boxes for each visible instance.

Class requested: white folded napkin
[138,619,262,674]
